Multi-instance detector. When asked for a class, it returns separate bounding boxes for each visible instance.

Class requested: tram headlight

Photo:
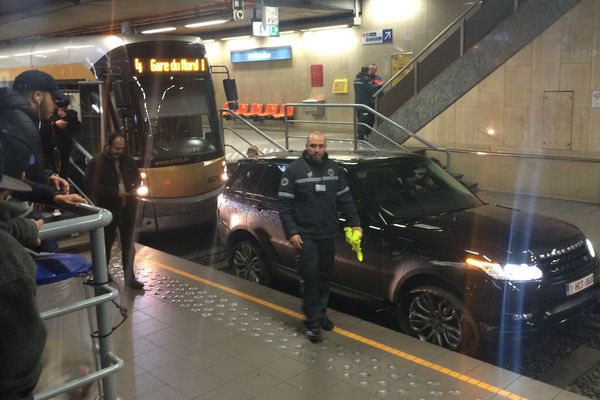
[137,185,149,197]
[222,161,229,181]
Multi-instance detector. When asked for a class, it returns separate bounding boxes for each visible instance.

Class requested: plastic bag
[34,268,98,399]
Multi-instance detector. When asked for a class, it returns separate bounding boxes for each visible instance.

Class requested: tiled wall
[414,0,600,202]
[207,0,470,125]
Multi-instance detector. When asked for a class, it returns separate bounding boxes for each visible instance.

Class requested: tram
[0,34,227,232]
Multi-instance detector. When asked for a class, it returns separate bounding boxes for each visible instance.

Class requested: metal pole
[284,105,290,150]
[89,225,118,400]
[353,107,358,151]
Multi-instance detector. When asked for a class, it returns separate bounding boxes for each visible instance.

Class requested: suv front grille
[534,240,594,283]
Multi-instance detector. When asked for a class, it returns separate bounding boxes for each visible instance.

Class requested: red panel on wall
[311,64,323,87]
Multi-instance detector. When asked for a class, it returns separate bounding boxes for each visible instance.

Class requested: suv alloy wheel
[230,239,271,285]
[400,286,481,355]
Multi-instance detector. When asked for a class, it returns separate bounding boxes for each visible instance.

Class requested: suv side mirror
[223,78,239,111]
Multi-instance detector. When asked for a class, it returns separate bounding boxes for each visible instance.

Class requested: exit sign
[252,21,280,37]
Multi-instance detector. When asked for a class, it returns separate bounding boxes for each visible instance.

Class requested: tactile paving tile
[105,251,489,399]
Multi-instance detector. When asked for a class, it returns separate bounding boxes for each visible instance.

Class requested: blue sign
[383,29,393,43]
[361,29,393,45]
[231,46,292,63]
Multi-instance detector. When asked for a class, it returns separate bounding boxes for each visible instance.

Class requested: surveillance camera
[233,9,245,20]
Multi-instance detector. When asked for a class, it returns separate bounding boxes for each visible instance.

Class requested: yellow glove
[344,227,363,262]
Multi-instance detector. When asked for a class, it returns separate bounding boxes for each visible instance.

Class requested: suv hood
[392,204,583,262]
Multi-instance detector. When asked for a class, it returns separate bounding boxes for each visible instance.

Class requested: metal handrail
[34,203,122,400]
[224,143,249,159]
[219,108,287,152]
[374,0,483,98]
[282,102,452,169]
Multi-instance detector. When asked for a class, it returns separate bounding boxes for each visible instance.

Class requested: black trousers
[55,136,73,180]
[104,205,136,281]
[357,110,375,140]
[297,237,335,327]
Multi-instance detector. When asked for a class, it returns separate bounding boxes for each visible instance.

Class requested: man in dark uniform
[353,65,380,141]
[85,133,144,290]
[278,131,361,342]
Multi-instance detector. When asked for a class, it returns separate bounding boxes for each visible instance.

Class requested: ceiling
[0,0,357,43]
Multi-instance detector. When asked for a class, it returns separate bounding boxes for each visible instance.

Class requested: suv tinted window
[228,163,265,193]
[255,164,285,199]
[352,158,481,221]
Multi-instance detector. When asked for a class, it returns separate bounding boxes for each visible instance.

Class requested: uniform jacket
[0,201,47,396]
[353,72,379,108]
[84,149,141,211]
[278,151,360,240]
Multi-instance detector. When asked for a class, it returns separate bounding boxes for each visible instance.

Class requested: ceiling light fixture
[279,30,296,35]
[185,19,228,28]
[202,39,216,43]
[307,24,350,32]
[141,27,176,34]
[220,35,251,41]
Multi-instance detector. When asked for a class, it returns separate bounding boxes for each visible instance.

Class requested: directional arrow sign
[383,28,393,43]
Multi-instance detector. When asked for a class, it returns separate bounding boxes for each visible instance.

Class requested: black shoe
[321,317,334,331]
[125,279,144,290]
[304,327,322,343]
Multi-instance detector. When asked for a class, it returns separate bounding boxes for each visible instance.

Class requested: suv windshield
[133,75,222,164]
[353,158,482,221]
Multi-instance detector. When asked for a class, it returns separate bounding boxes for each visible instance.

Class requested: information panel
[230,46,292,63]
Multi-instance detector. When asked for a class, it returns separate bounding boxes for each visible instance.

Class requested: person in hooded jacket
[0,140,46,400]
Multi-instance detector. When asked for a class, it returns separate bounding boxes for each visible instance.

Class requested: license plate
[566,273,594,296]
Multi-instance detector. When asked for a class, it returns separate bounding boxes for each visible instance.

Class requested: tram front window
[134,75,221,164]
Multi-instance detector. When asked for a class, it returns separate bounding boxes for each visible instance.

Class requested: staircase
[372,0,582,147]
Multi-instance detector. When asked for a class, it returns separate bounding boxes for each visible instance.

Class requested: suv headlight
[586,239,596,259]
[466,257,542,281]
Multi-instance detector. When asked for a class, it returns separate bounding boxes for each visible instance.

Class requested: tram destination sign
[133,57,207,74]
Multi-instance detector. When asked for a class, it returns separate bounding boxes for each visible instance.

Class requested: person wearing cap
[0,70,86,207]
[0,140,47,400]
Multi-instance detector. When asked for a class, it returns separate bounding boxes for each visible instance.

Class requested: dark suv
[217,151,599,354]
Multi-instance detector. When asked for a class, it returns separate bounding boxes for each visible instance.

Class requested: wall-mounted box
[302,99,325,116]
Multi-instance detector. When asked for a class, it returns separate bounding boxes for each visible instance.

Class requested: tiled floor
[62,188,599,400]
[102,238,591,399]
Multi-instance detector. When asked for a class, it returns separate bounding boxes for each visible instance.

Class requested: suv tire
[230,239,271,285]
[399,286,480,356]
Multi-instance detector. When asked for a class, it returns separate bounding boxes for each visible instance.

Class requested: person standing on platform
[278,131,362,343]
[353,66,379,141]
[0,140,47,400]
[246,146,259,159]
[51,99,80,180]
[0,70,86,208]
[85,133,144,290]
[368,63,383,86]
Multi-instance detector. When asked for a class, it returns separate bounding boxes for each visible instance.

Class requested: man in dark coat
[278,132,362,343]
[353,66,380,141]
[0,70,85,207]
[0,140,47,400]
[85,133,144,290]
